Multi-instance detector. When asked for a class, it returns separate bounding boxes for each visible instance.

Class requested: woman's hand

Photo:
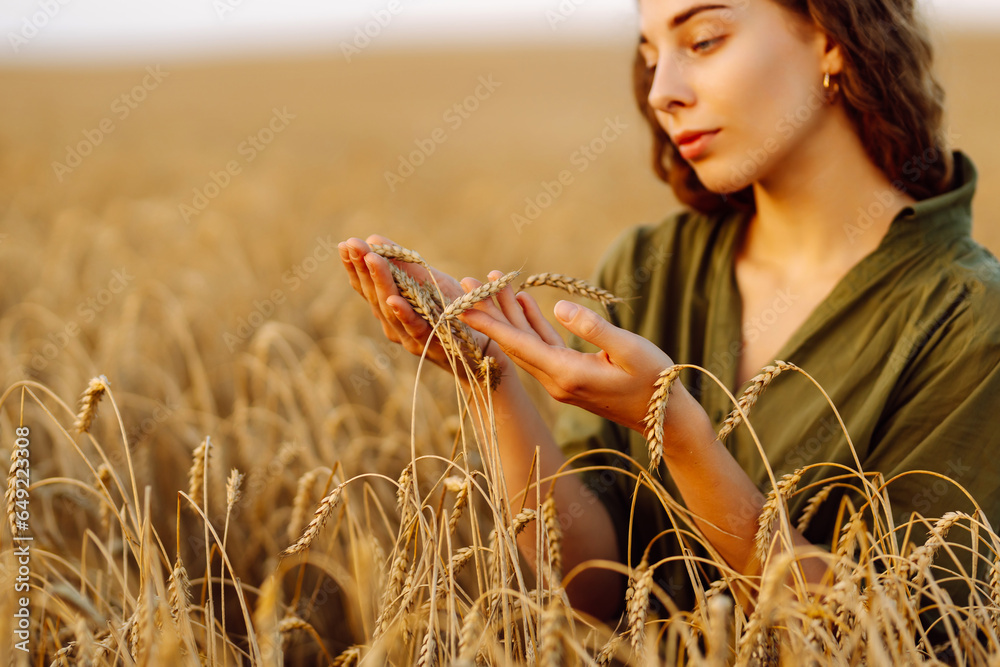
[338,235,512,380]
[458,272,688,434]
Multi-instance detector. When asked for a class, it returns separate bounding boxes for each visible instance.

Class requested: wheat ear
[369,243,430,270]
[186,437,210,511]
[331,646,362,667]
[440,270,520,320]
[643,365,683,473]
[225,468,244,512]
[167,559,191,621]
[6,443,23,537]
[282,483,345,556]
[539,592,565,667]
[626,554,654,656]
[718,361,796,440]
[520,272,623,307]
[73,375,109,434]
[542,493,563,584]
[288,468,326,542]
[796,483,836,532]
[754,470,802,566]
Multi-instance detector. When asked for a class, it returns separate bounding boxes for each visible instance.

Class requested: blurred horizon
[1,0,998,67]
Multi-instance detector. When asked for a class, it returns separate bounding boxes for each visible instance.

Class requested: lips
[673,129,720,161]
[673,129,719,145]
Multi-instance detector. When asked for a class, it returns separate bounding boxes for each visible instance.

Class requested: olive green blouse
[555,150,1000,609]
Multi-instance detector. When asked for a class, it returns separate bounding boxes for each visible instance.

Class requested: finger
[459,277,509,324]
[461,307,573,381]
[365,253,408,324]
[487,270,532,332]
[516,292,566,347]
[338,242,365,294]
[553,300,645,369]
[389,294,432,338]
[343,237,379,303]
[364,233,454,292]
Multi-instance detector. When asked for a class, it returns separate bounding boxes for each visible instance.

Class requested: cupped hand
[338,235,512,380]
[459,274,682,433]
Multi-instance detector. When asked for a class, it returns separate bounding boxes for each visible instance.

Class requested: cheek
[716,46,817,155]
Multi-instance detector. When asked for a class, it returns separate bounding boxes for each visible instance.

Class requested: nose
[647,53,694,113]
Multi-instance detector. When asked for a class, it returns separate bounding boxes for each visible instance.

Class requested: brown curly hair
[633,0,955,216]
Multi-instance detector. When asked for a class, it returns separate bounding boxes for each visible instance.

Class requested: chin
[691,161,754,195]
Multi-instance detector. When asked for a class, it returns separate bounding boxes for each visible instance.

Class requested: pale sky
[1,0,997,65]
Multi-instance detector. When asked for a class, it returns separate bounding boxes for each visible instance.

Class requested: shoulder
[889,237,1000,390]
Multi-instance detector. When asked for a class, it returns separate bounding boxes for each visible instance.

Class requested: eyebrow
[668,3,730,30]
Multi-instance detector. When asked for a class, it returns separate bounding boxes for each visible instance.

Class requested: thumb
[554,300,637,361]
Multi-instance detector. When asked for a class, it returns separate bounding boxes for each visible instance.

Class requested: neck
[741,107,917,279]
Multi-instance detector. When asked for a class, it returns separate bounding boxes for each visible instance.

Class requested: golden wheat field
[2,28,1000,665]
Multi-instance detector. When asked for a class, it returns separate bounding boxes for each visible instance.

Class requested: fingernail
[390,303,402,316]
[554,300,578,321]
[348,247,360,260]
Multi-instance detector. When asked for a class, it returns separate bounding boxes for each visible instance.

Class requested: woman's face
[638,0,836,193]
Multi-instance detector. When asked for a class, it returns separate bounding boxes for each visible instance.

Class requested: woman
[339,0,1000,620]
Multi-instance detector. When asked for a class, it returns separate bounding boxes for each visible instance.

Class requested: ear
[820,33,844,77]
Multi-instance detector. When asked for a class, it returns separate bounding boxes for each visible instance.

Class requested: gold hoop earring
[823,71,840,104]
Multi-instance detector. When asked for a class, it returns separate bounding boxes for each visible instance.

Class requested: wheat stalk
[643,365,683,473]
[718,361,796,441]
[520,272,624,307]
[282,483,345,556]
[73,375,109,434]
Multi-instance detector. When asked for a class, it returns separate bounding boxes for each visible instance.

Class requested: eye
[638,44,658,70]
[691,36,724,53]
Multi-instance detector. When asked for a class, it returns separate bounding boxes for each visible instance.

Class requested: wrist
[659,383,716,458]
